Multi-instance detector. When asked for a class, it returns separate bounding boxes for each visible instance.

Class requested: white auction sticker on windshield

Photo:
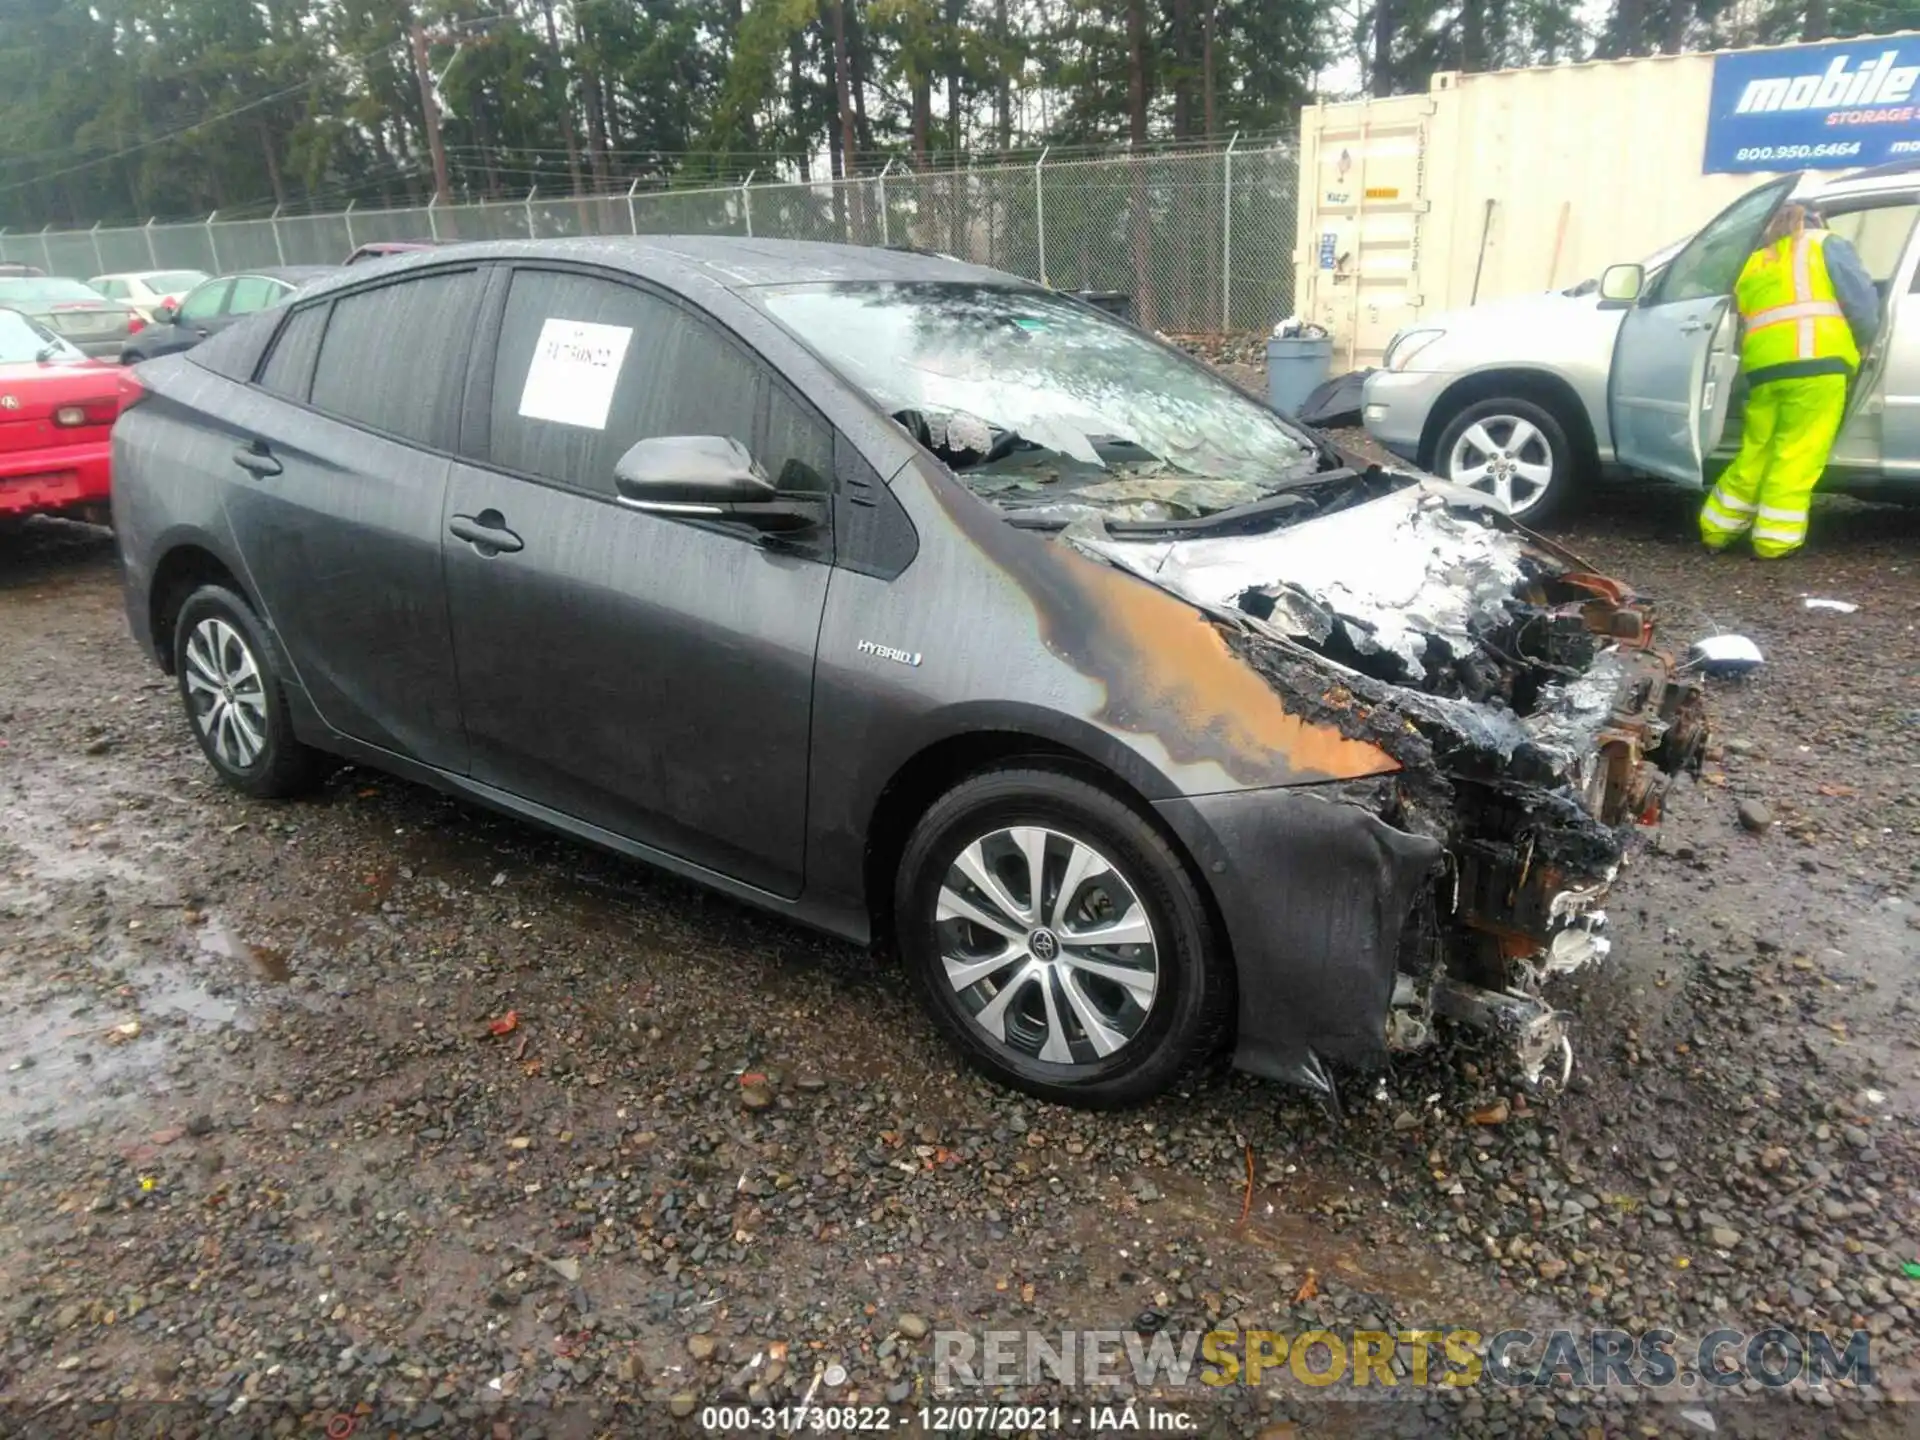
[517,318,632,430]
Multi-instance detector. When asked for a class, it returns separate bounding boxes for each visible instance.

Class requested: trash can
[1267,335,1335,416]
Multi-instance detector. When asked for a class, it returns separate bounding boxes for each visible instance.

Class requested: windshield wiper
[33,341,63,362]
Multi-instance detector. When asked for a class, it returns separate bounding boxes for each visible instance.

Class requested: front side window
[308,270,480,447]
[178,280,231,323]
[487,268,826,499]
[758,282,1316,522]
[1654,177,1797,305]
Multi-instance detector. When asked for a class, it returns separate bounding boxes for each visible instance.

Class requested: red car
[0,306,122,526]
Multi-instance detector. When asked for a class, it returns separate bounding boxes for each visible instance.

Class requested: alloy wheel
[1447,413,1556,516]
[934,825,1160,1068]
[183,617,268,770]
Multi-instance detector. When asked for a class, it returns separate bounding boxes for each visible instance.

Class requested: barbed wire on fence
[0,141,1299,334]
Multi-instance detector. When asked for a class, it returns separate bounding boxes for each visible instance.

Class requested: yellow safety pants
[1699,373,1847,558]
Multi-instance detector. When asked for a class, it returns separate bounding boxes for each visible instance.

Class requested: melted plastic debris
[925,410,995,457]
[1524,650,1627,766]
[1078,484,1525,683]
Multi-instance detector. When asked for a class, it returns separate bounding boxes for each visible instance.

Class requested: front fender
[1155,781,1443,1092]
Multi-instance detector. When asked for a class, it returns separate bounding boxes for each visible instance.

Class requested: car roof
[223,265,341,283]
[300,236,1020,300]
[1802,166,1920,203]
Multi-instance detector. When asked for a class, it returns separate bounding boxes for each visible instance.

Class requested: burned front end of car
[777,274,1708,1100]
[1078,481,1708,1093]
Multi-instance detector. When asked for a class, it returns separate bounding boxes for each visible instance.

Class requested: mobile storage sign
[1703,37,1920,173]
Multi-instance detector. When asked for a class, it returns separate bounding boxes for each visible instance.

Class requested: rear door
[1875,222,1920,477]
[1821,194,1920,471]
[442,264,835,897]
[224,267,484,770]
[1609,175,1797,485]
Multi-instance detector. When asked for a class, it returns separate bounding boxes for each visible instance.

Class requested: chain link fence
[0,141,1297,334]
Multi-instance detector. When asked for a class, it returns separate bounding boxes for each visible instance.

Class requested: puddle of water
[0,1000,169,1140]
[0,914,290,1138]
[196,913,291,982]
[128,964,250,1028]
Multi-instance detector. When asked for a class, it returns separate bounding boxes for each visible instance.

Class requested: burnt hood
[1064,477,1707,835]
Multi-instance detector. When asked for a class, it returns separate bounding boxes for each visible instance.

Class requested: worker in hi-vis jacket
[1699,202,1880,559]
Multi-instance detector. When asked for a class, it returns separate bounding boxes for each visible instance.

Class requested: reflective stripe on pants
[1698,372,1847,557]
[1700,486,1756,539]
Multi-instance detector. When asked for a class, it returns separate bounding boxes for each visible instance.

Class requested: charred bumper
[1169,594,1706,1096]
[1074,480,1712,1093]
[1155,781,1443,1095]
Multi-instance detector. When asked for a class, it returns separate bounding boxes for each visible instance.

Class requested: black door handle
[232,441,281,478]
[448,510,524,555]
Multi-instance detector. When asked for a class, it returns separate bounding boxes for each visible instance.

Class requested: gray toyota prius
[112,238,1707,1110]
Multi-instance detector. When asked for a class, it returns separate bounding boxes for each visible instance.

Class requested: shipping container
[1294,34,1920,368]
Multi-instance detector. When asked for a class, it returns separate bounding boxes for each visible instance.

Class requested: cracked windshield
[760,282,1318,523]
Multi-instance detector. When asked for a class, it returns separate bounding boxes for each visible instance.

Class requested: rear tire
[172,584,325,799]
[1435,396,1579,524]
[895,767,1232,1108]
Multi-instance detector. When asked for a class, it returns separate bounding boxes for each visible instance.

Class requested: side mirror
[613,435,819,533]
[156,302,178,325]
[1598,264,1645,308]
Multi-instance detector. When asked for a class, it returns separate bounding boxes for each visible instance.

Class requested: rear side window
[178,280,230,323]
[256,304,330,400]
[227,276,284,314]
[309,270,481,448]
[487,269,776,497]
[1821,202,1920,287]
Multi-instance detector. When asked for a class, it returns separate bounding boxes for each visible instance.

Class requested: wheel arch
[859,730,1234,983]
[147,542,253,676]
[1419,367,1600,477]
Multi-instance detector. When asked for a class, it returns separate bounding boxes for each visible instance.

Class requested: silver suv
[1363,165,1920,521]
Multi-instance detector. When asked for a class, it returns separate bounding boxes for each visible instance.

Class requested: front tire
[1435,396,1579,524]
[895,768,1232,1108]
[172,585,324,799]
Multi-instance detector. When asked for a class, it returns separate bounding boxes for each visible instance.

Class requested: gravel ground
[1,478,1916,1438]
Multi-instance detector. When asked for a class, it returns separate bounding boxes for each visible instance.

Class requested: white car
[1363,164,1920,520]
[87,269,210,324]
